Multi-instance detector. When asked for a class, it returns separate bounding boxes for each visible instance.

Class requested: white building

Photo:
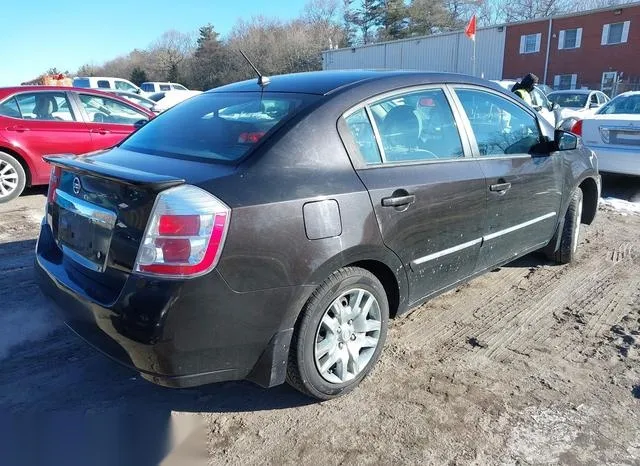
[322,26,506,80]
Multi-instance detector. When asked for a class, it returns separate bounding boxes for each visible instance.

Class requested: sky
[0,0,309,86]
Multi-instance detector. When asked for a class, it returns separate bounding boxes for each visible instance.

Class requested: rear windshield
[73,78,90,88]
[121,92,319,162]
[548,93,588,108]
[598,94,640,115]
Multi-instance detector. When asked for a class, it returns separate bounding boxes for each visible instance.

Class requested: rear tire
[546,188,583,264]
[286,267,389,400]
[0,152,26,203]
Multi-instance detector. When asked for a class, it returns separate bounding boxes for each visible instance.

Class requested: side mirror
[555,129,578,151]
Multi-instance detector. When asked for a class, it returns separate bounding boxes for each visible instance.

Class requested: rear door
[6,91,93,185]
[341,86,487,304]
[73,92,151,150]
[450,86,563,271]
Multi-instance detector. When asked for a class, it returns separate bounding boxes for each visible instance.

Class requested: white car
[140,82,190,93]
[573,91,640,176]
[148,90,202,113]
[73,76,143,95]
[547,89,610,122]
[492,80,558,127]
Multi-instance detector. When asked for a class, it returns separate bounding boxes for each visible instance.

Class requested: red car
[0,86,155,203]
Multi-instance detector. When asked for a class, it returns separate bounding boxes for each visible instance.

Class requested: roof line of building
[323,1,640,54]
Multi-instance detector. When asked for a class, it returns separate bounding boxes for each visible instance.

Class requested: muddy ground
[1,176,639,465]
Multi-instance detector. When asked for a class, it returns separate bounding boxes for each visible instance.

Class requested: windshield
[598,94,640,115]
[548,93,588,108]
[121,92,319,162]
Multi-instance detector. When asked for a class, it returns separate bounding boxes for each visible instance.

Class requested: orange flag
[465,15,477,41]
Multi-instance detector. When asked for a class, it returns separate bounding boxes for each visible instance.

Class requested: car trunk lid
[583,115,640,147]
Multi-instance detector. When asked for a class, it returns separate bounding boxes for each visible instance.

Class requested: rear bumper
[35,222,306,388]
[591,145,640,176]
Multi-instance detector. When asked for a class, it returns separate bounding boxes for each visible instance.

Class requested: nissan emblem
[72,176,81,195]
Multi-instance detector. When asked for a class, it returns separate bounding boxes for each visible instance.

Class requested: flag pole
[473,37,476,76]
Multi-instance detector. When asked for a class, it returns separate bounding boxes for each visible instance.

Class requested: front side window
[121,92,319,163]
[368,88,464,163]
[97,80,111,89]
[160,84,171,91]
[0,97,21,118]
[520,33,541,54]
[172,84,187,91]
[79,94,148,125]
[14,92,76,121]
[141,83,154,92]
[455,89,542,157]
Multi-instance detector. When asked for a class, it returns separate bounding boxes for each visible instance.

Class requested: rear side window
[0,97,21,118]
[344,109,382,164]
[97,80,111,89]
[122,92,319,163]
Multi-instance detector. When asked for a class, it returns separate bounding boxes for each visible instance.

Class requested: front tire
[546,188,583,264]
[0,152,26,204]
[286,267,389,400]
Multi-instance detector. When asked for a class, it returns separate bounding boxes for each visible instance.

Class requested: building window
[601,21,630,45]
[558,28,582,49]
[554,74,578,90]
[519,33,541,54]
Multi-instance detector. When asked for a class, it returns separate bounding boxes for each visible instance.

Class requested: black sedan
[36,71,600,400]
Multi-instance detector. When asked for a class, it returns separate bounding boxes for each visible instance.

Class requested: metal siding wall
[322,27,505,79]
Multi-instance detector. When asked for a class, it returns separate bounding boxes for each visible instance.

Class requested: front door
[342,86,487,304]
[74,93,150,151]
[601,72,617,97]
[451,87,563,271]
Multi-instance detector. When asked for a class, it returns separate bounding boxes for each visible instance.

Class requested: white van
[73,77,143,94]
[140,82,189,93]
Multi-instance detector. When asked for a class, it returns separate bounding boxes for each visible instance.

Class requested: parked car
[147,90,202,113]
[103,90,158,112]
[140,82,190,93]
[0,86,154,202]
[548,89,610,125]
[73,77,143,95]
[492,80,558,127]
[570,91,640,176]
[36,71,600,400]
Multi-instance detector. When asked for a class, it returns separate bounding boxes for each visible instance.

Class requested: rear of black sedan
[35,70,599,400]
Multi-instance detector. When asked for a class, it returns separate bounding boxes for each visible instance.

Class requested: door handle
[490,182,512,192]
[90,128,111,135]
[382,194,416,207]
[7,126,30,132]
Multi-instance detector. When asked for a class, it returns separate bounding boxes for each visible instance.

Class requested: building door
[601,72,618,97]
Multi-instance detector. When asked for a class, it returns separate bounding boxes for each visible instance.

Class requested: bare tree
[149,30,195,82]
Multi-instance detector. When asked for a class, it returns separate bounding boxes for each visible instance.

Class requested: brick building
[503,3,640,95]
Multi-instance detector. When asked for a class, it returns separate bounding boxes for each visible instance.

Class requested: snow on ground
[600,197,640,215]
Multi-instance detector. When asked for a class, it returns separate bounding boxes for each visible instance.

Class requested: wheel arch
[0,145,33,187]
[578,176,598,225]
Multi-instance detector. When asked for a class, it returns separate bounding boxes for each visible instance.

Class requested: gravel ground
[0,176,639,465]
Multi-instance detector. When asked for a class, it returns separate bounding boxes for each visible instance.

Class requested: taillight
[133,185,230,279]
[47,166,62,205]
[571,119,583,136]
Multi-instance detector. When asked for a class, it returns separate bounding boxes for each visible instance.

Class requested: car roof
[210,70,499,95]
